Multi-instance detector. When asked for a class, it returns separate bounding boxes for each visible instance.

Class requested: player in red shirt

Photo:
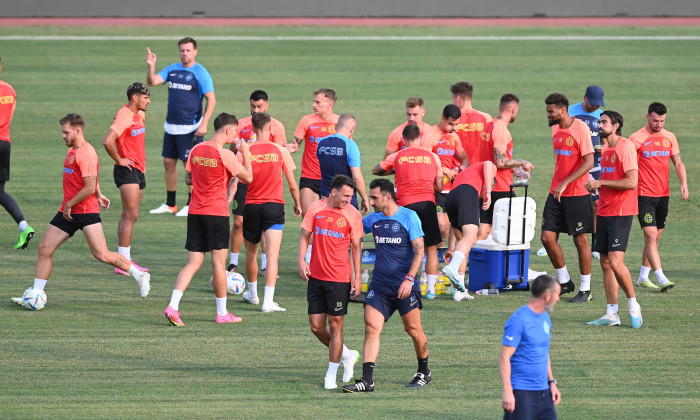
[629,102,688,292]
[541,93,596,302]
[384,97,432,158]
[373,124,444,299]
[163,113,253,327]
[11,114,150,308]
[585,111,643,328]
[102,82,151,275]
[450,81,493,167]
[0,58,34,250]
[298,175,363,390]
[243,112,301,313]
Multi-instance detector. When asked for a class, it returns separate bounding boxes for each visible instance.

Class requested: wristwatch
[548,379,558,385]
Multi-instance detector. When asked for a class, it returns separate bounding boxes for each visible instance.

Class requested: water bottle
[476,288,500,296]
[361,269,370,284]
[521,170,530,185]
[513,167,523,185]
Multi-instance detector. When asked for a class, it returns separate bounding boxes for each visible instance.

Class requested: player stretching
[242,112,301,312]
[585,111,643,328]
[0,58,34,249]
[103,82,151,275]
[343,178,430,392]
[629,102,688,292]
[11,114,150,307]
[541,93,595,302]
[384,97,432,158]
[450,81,492,167]
[299,175,363,390]
[227,90,287,274]
[373,125,443,299]
[163,113,252,327]
[146,37,216,217]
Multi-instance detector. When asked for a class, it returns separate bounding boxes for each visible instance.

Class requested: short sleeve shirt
[0,80,16,142]
[629,127,680,197]
[110,105,147,173]
[502,305,552,391]
[456,109,492,166]
[294,114,339,180]
[380,147,442,206]
[316,134,361,197]
[246,141,296,205]
[186,141,242,217]
[550,118,594,197]
[385,121,432,154]
[60,142,100,214]
[424,126,464,192]
[480,118,514,192]
[157,62,214,134]
[452,161,487,196]
[235,116,287,146]
[598,137,638,217]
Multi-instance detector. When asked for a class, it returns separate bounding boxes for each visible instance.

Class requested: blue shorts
[365,283,422,322]
[162,131,203,161]
[504,389,556,420]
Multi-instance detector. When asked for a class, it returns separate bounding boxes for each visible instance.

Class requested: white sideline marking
[1,35,699,41]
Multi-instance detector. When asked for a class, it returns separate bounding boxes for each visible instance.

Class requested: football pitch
[1,24,699,418]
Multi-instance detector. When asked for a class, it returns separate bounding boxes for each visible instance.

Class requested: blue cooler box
[468,240,530,292]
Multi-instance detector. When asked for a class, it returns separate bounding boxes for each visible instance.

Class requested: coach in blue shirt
[500,275,562,419]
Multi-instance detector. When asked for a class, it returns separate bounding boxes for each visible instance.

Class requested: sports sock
[580,274,591,292]
[427,275,437,293]
[186,193,192,206]
[166,190,176,207]
[448,251,465,272]
[627,297,639,311]
[456,274,466,289]
[555,266,570,284]
[341,345,352,361]
[248,281,258,298]
[362,362,375,383]
[305,245,312,265]
[126,264,143,282]
[33,278,48,290]
[230,252,239,266]
[654,269,669,285]
[169,289,184,311]
[263,286,275,307]
[638,265,651,282]
[326,362,340,379]
[18,220,29,232]
[606,304,618,316]
[215,296,228,316]
[118,246,131,261]
[261,253,268,271]
[417,356,429,375]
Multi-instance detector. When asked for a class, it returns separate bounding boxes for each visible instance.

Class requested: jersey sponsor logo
[435,147,455,156]
[642,150,670,158]
[314,226,345,239]
[167,81,193,91]
[554,149,573,156]
[250,152,280,163]
[397,155,432,165]
[644,213,653,224]
[336,217,347,228]
[318,145,345,156]
[192,156,218,168]
[457,122,484,132]
[63,167,74,174]
[601,166,616,174]
[565,136,574,146]
[0,95,15,105]
[131,127,146,137]
[375,236,402,244]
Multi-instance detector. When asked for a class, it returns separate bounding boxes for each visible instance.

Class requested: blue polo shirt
[157,62,214,134]
[503,305,552,391]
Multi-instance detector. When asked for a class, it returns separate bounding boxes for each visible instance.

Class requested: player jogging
[163,113,252,327]
[450,81,493,166]
[384,97,432,158]
[342,178,430,392]
[298,175,363,390]
[102,82,151,275]
[11,114,150,308]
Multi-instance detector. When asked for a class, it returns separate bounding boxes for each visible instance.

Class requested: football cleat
[242,291,259,305]
[215,312,242,324]
[10,296,24,306]
[324,376,338,390]
[659,281,675,293]
[587,313,621,326]
[149,203,177,214]
[342,378,374,393]
[175,205,189,217]
[227,263,238,273]
[637,279,660,290]
[568,290,592,303]
[261,302,286,313]
[164,305,185,327]
[406,371,432,388]
[630,307,643,329]
[342,350,360,383]
[138,272,151,298]
[442,265,465,292]
[424,291,436,300]
[559,280,575,295]
[15,226,35,250]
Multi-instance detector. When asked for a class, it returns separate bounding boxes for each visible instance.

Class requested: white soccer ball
[22,287,47,310]
[211,272,246,295]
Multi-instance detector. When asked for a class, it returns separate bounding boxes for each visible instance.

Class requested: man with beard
[384,97,432,158]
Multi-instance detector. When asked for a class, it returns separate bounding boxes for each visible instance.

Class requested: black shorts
[231,183,248,216]
[637,196,669,229]
[113,165,146,189]
[299,177,321,195]
[504,389,556,420]
[480,191,512,225]
[185,214,230,252]
[404,200,442,247]
[162,131,203,161]
[365,284,423,322]
[593,215,633,254]
[446,184,480,229]
[49,212,101,237]
[307,276,351,316]
[243,202,285,244]
[541,194,594,235]
[435,192,447,214]
[0,140,10,182]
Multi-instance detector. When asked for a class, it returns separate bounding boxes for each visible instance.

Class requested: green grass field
[1,25,699,418]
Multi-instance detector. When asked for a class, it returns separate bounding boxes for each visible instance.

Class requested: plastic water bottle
[513,167,523,185]
[476,288,500,296]
[361,269,370,284]
[521,170,530,185]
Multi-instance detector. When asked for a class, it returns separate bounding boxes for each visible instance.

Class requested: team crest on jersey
[481,132,491,142]
[68,156,75,164]
[185,74,193,81]
[543,321,550,334]
[611,153,616,164]
[328,125,336,134]
[565,136,574,146]
[644,213,653,224]
[337,217,346,228]
[662,138,670,148]
[392,222,400,232]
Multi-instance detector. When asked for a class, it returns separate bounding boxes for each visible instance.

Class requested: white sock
[326,362,340,378]
[606,304,618,316]
[341,345,352,361]
[427,275,437,293]
[33,278,48,290]
[18,220,29,232]
[261,253,268,271]
[580,274,591,292]
[118,246,131,261]
[216,296,228,316]
[448,251,465,273]
[457,274,466,289]
[654,269,669,285]
[263,286,275,307]
[248,281,258,298]
[169,289,184,311]
[555,266,570,284]
[638,265,651,281]
[627,297,640,311]
[230,252,239,266]
[305,245,312,264]
[126,264,143,283]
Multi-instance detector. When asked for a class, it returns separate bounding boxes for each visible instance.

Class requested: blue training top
[317,134,361,196]
[502,305,552,391]
[158,62,215,129]
[569,102,603,170]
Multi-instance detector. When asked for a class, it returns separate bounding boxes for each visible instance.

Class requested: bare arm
[195,91,217,137]
[350,166,370,214]
[433,174,444,194]
[548,356,561,406]
[482,161,496,210]
[145,47,164,86]
[284,164,302,217]
[227,177,238,204]
[398,236,424,299]
[553,153,593,201]
[383,148,395,159]
[350,237,363,298]
[236,141,253,184]
[185,171,192,186]
[494,144,534,171]
[63,176,97,221]
[372,163,393,176]
[285,136,302,153]
[103,129,134,169]
[671,153,689,199]
[499,345,517,413]
[298,228,312,280]
[586,169,637,192]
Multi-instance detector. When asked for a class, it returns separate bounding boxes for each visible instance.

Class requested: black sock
[418,356,429,375]
[166,191,176,207]
[187,192,192,205]
[362,362,375,383]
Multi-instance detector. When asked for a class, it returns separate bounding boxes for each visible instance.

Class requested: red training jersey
[186,142,243,217]
[380,147,442,206]
[425,125,463,192]
[236,116,287,146]
[480,118,514,192]
[598,137,638,217]
[550,118,594,197]
[456,109,492,166]
[246,141,296,205]
[386,121,432,153]
[60,142,100,214]
[452,161,487,196]
[629,126,680,197]
[0,80,17,142]
[300,199,363,283]
[110,105,147,173]
[294,114,338,180]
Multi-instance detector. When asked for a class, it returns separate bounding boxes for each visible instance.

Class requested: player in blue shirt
[146,37,217,217]
[316,113,369,214]
[500,275,562,419]
[342,178,431,393]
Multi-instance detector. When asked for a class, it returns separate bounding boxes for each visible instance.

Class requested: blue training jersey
[317,134,361,196]
[158,62,214,130]
[363,207,423,288]
[502,305,552,391]
[569,102,603,170]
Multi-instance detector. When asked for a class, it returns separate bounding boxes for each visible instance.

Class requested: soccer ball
[211,272,246,295]
[22,287,47,310]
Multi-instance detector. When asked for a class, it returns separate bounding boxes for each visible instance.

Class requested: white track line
[1,35,699,41]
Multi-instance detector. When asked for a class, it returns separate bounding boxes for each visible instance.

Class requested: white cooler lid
[472,235,530,251]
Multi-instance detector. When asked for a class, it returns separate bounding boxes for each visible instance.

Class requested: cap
[585,85,605,107]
